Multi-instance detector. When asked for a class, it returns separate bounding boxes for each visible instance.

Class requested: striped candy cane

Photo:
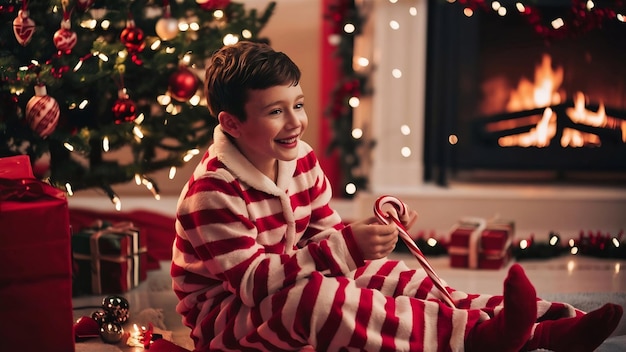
[374,195,456,308]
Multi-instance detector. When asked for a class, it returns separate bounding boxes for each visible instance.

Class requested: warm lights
[223,33,239,46]
[352,128,363,139]
[345,183,357,195]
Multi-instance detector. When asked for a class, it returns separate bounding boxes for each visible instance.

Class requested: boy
[171,41,622,351]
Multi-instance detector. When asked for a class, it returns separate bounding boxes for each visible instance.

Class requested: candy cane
[374,195,456,308]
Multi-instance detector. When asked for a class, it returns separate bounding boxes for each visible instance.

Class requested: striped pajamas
[171,127,577,352]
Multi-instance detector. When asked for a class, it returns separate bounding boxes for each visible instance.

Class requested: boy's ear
[218,111,241,138]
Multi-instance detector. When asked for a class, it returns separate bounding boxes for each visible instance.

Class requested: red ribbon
[0,178,64,202]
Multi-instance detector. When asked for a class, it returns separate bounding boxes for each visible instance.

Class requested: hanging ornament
[26,84,60,138]
[196,0,231,11]
[54,3,77,54]
[168,66,200,102]
[155,0,179,41]
[120,15,145,53]
[112,89,137,124]
[12,1,35,46]
[75,0,94,12]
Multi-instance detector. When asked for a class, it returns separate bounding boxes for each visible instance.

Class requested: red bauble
[76,0,95,12]
[196,0,231,11]
[120,19,145,53]
[112,90,137,124]
[13,9,35,46]
[54,20,77,54]
[168,67,200,102]
[26,84,60,138]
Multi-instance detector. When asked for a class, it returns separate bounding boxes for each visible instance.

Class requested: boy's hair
[204,41,301,121]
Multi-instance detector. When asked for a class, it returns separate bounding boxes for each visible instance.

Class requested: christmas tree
[0,0,275,204]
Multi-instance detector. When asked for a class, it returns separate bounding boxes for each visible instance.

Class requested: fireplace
[424,2,626,186]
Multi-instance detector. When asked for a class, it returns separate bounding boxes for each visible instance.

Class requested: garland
[323,0,626,197]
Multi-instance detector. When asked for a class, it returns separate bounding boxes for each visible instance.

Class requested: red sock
[524,303,623,352]
[465,264,537,352]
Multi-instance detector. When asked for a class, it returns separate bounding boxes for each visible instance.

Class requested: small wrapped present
[448,217,514,269]
[72,220,147,295]
[0,160,74,351]
[0,154,34,179]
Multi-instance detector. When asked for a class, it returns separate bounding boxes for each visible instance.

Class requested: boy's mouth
[276,136,298,145]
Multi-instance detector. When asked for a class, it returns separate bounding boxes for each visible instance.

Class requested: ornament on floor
[100,321,124,344]
[155,0,179,41]
[102,295,130,324]
[13,1,35,46]
[570,230,625,259]
[73,295,130,344]
[513,232,567,260]
[168,66,199,102]
[26,84,60,138]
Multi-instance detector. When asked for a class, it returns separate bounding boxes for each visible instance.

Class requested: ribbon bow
[0,178,64,202]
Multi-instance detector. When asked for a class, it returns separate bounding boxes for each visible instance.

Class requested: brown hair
[204,41,301,121]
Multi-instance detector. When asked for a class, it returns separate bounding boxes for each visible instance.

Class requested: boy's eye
[269,109,282,115]
[295,103,304,109]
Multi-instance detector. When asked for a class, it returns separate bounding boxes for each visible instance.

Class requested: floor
[72,253,626,352]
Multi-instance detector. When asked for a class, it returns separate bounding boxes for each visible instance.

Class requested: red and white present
[72,220,147,295]
[0,157,74,352]
[448,217,514,269]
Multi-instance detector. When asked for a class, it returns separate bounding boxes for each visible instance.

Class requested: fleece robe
[171,126,578,352]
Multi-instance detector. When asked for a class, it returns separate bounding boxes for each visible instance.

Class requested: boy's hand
[380,203,419,230]
[350,217,399,260]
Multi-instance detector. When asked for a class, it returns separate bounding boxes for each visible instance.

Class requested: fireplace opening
[424,2,626,186]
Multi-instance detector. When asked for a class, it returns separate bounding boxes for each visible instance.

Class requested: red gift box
[72,221,147,295]
[0,172,74,351]
[0,155,34,179]
[448,217,514,269]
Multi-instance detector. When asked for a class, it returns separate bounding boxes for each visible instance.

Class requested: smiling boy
[171,41,622,352]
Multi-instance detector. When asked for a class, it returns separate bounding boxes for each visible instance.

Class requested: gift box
[72,220,147,295]
[0,154,34,179]
[448,217,514,269]
[0,163,74,351]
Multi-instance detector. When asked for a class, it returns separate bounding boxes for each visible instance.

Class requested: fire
[498,107,556,147]
[506,54,563,112]
[492,54,624,147]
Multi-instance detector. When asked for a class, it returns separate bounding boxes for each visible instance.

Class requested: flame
[566,91,606,127]
[506,54,563,112]
[493,53,624,147]
[498,107,556,147]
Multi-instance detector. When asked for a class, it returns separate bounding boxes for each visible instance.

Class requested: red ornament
[26,84,60,138]
[196,0,231,11]
[13,9,35,46]
[120,18,145,53]
[54,19,77,54]
[76,0,94,12]
[112,89,137,124]
[168,67,200,101]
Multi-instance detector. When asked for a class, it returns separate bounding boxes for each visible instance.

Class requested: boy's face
[222,83,308,179]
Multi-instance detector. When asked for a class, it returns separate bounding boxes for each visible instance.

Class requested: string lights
[325,0,626,197]
[0,1,277,209]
